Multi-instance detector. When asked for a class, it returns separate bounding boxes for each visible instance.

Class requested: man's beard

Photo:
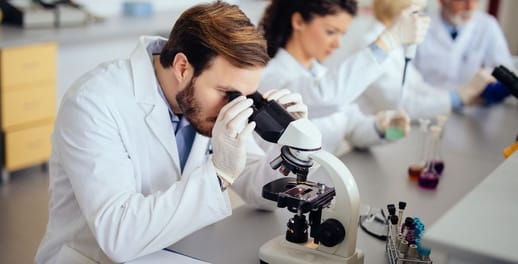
[176,77,217,137]
[449,10,474,27]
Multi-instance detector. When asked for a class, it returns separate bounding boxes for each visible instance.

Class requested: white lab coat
[414,10,513,91]
[258,48,384,155]
[326,16,452,119]
[35,36,280,264]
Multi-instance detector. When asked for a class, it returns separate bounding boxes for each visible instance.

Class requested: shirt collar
[277,48,328,78]
[309,60,327,79]
[440,12,462,35]
[156,79,180,123]
[150,39,181,123]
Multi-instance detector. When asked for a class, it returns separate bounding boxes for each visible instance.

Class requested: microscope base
[259,235,364,264]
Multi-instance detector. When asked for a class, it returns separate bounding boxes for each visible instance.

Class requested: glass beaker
[408,119,430,181]
[385,113,407,140]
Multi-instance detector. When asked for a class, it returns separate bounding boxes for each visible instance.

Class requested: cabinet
[0,42,57,183]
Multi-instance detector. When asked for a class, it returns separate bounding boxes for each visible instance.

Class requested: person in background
[35,2,307,264]
[325,0,497,119]
[257,0,430,155]
[414,0,513,99]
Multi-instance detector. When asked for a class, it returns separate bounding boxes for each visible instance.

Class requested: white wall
[57,37,137,104]
[356,0,489,12]
[56,0,267,106]
[76,0,239,17]
[498,0,518,56]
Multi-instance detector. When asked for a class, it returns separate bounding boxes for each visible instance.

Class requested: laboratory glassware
[418,125,442,189]
[408,119,430,180]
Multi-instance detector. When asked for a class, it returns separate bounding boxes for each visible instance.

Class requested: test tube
[396,234,404,248]
[390,215,399,241]
[401,217,413,237]
[418,246,431,261]
[397,202,407,227]
[405,220,416,245]
[399,239,409,256]
[387,204,396,217]
[407,244,418,259]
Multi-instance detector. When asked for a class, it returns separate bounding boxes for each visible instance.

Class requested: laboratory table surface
[169,104,518,264]
[422,150,518,263]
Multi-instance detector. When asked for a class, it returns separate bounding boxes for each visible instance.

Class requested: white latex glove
[211,96,256,185]
[458,68,497,106]
[262,89,308,119]
[379,5,431,51]
[375,110,411,138]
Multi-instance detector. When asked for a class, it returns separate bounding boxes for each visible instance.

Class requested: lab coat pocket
[55,245,98,264]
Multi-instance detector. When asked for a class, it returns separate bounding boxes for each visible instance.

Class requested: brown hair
[373,0,412,25]
[259,0,358,58]
[160,1,269,77]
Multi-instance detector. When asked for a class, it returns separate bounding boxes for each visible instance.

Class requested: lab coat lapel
[143,106,182,175]
[130,36,182,175]
[276,49,309,77]
[428,11,466,75]
[276,49,328,99]
[430,11,453,49]
[182,134,211,176]
[451,14,476,53]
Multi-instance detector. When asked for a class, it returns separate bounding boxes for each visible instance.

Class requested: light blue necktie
[172,116,196,172]
[156,80,196,172]
[450,29,458,40]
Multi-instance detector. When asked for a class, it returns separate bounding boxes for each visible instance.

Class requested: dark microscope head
[226,91,295,143]
[492,65,518,99]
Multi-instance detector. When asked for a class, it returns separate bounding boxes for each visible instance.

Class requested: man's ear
[172,52,190,82]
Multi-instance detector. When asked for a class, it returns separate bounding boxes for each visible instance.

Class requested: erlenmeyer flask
[418,126,442,189]
[408,119,430,181]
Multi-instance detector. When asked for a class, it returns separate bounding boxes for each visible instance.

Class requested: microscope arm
[310,150,361,259]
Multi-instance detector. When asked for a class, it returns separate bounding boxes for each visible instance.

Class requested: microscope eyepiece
[225,91,296,143]
[247,92,295,144]
[247,92,267,109]
[225,91,242,102]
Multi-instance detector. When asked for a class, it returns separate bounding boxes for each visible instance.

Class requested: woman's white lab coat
[414,10,513,91]
[258,48,385,155]
[35,36,279,264]
[326,16,452,119]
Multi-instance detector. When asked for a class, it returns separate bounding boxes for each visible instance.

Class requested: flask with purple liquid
[429,125,444,176]
[408,119,430,180]
[418,126,443,189]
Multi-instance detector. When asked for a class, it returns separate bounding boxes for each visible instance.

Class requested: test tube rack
[385,223,432,264]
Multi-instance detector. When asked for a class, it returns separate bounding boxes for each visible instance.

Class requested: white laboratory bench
[422,150,518,264]
[168,104,518,264]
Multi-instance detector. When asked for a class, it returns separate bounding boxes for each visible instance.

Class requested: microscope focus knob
[318,219,345,247]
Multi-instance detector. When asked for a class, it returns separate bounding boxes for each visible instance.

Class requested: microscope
[492,65,518,99]
[245,92,364,264]
[492,65,518,158]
